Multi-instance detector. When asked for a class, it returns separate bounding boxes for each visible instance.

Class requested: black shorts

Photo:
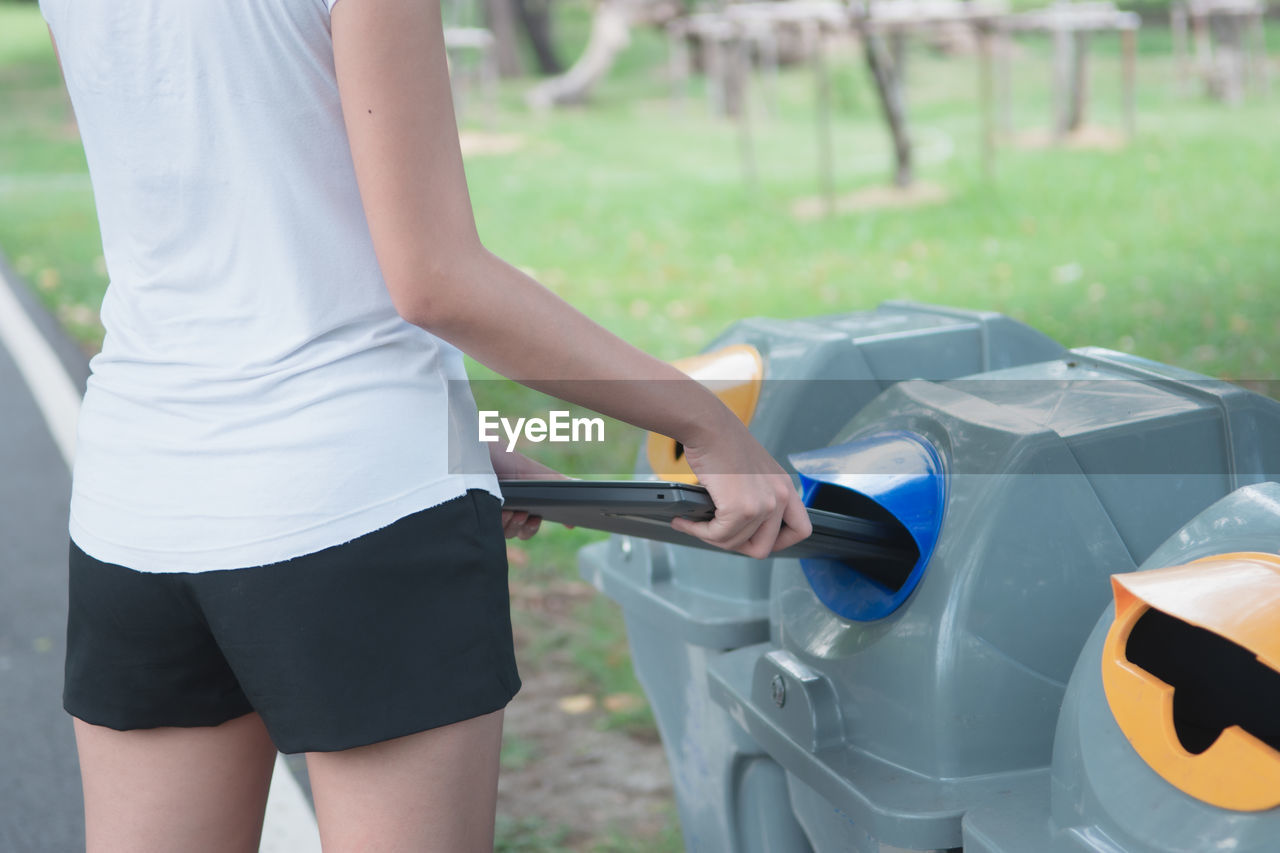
[64,489,521,754]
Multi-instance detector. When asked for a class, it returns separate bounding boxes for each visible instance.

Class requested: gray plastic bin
[578,302,1065,853]
[962,481,1280,852]
[705,347,1280,851]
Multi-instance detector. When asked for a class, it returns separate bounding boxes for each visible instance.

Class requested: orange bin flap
[1103,552,1280,812]
[646,345,763,485]
[1112,552,1280,673]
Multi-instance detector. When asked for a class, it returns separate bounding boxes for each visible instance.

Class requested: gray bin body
[705,348,1280,850]
[579,303,1064,853]
[962,481,1280,852]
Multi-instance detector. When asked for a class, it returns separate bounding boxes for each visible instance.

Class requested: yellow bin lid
[1102,551,1280,811]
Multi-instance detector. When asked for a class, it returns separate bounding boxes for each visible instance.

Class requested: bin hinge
[751,650,843,753]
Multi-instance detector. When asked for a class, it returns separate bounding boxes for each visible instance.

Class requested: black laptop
[498,479,919,585]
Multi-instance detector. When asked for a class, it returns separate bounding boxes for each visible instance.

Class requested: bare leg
[74,712,277,853]
[307,708,505,853]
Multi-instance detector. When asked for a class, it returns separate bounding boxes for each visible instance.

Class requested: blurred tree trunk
[515,0,564,74]
[856,18,913,187]
[485,0,526,77]
[526,0,680,107]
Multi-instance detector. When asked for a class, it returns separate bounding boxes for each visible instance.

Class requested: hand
[500,509,543,540]
[668,410,812,559]
[489,444,574,539]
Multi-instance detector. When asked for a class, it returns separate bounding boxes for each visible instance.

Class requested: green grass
[0,2,103,345]
[495,815,574,852]
[7,2,1277,383]
[501,731,541,771]
[567,597,656,735]
[589,807,685,853]
[4,4,1279,834]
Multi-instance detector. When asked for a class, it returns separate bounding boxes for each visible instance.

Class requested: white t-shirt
[40,0,501,572]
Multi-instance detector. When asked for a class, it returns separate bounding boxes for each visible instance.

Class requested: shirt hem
[68,474,503,574]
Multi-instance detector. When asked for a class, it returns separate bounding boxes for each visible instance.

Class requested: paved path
[0,253,85,852]
[0,252,320,851]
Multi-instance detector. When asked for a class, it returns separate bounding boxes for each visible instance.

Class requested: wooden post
[1122,27,1136,138]
[1172,5,1190,95]
[758,26,780,118]
[978,24,995,178]
[706,30,726,114]
[1257,9,1271,96]
[1193,11,1212,91]
[812,23,836,212]
[482,38,499,126]
[668,22,690,112]
[1222,14,1245,103]
[1052,22,1073,139]
[736,33,758,191]
[1066,31,1090,133]
[998,29,1014,138]
[721,27,747,118]
[1238,12,1253,93]
[1223,14,1244,102]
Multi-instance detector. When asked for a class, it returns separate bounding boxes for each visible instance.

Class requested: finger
[770,522,808,553]
[669,515,700,537]
[672,510,759,553]
[737,496,790,559]
[737,508,786,560]
[711,494,785,551]
[503,510,530,538]
[670,514,722,545]
[517,515,542,540]
[771,493,814,553]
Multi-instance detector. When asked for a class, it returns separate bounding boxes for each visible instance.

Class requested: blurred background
[1,0,1275,847]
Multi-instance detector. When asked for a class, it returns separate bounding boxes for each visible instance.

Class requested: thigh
[306,708,505,853]
[74,711,277,853]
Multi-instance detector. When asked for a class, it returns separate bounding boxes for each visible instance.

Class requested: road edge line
[0,264,80,468]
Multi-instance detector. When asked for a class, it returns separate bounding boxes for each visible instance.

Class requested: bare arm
[47,27,63,74]
[330,0,810,557]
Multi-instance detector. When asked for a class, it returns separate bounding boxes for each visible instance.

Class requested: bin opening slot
[804,482,919,592]
[1125,606,1280,755]
[805,481,904,529]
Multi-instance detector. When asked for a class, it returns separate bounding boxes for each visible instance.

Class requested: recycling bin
[704,347,1280,851]
[962,481,1280,852]
[578,302,1065,853]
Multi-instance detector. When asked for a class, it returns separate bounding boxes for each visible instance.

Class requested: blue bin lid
[789,431,946,621]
